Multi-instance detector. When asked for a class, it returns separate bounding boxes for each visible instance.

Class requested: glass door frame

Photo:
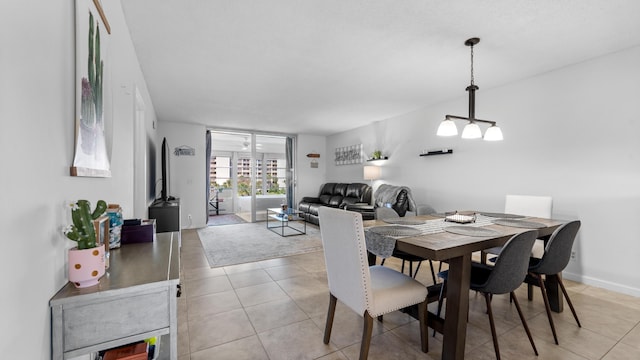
[208,129,296,223]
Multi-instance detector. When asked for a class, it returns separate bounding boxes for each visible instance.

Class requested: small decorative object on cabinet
[106,203,123,249]
[63,199,107,288]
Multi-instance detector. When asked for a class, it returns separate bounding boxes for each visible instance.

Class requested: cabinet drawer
[63,288,170,352]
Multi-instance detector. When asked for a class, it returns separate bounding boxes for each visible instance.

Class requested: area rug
[197,223,323,268]
[208,214,247,226]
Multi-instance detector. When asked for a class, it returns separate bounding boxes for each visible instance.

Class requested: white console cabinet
[50,232,180,360]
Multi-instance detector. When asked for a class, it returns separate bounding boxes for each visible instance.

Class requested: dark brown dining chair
[437,230,540,359]
[525,220,582,345]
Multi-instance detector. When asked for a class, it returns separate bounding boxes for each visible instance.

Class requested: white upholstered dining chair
[482,194,552,263]
[504,194,553,218]
[318,207,430,359]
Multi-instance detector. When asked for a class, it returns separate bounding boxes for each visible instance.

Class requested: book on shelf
[103,342,148,360]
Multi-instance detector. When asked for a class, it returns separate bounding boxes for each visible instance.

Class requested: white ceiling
[121,0,640,136]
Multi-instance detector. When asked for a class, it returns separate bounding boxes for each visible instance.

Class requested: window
[210,156,231,189]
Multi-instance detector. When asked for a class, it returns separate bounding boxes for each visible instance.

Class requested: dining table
[363,212,566,360]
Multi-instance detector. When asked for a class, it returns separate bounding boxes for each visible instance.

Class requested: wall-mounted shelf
[306,153,320,158]
[366,157,388,162]
[420,149,453,156]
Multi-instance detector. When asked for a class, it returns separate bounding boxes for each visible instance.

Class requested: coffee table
[266,208,307,237]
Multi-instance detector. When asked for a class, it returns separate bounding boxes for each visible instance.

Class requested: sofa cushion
[328,196,343,207]
[318,183,337,205]
[345,183,366,199]
[341,183,370,207]
[298,202,312,213]
[307,203,332,216]
[334,183,348,197]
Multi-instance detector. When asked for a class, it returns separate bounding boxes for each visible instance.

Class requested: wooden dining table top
[363,213,565,261]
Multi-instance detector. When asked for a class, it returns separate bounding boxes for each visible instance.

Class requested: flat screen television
[160,137,171,202]
[147,135,156,203]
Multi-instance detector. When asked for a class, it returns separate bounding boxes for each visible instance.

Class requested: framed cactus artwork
[71,0,112,177]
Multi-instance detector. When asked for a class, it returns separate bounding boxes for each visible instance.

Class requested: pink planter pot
[68,246,105,288]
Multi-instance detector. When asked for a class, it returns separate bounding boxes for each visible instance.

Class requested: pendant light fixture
[437,38,503,141]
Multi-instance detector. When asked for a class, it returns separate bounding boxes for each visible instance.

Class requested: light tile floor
[177,228,640,360]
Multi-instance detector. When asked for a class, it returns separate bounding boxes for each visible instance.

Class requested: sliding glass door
[208,131,294,223]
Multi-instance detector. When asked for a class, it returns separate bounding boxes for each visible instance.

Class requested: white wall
[295,134,327,203]
[327,46,640,296]
[0,1,158,358]
[158,121,208,228]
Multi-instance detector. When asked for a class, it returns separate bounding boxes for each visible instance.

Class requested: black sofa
[298,183,372,225]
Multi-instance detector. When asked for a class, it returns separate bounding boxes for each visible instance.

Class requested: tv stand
[149,198,180,233]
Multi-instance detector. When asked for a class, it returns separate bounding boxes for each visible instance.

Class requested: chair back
[478,230,538,294]
[318,207,372,316]
[531,220,581,275]
[505,195,552,218]
[375,206,399,220]
[416,204,437,216]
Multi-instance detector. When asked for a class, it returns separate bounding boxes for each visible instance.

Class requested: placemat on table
[428,213,447,218]
[383,218,426,225]
[444,226,501,237]
[368,225,422,237]
[479,212,525,219]
[491,219,546,229]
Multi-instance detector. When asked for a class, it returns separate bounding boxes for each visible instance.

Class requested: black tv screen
[161,137,170,201]
[147,135,156,203]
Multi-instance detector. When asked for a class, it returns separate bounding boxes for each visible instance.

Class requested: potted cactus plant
[63,199,107,288]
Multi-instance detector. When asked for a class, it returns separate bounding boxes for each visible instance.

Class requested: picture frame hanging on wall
[335,144,364,165]
[71,0,112,177]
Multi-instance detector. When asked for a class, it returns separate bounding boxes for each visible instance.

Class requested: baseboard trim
[563,271,640,298]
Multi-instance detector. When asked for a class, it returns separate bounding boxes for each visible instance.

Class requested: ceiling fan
[241,136,262,150]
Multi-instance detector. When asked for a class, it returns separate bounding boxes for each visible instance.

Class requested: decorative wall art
[306,152,320,168]
[335,144,364,165]
[71,0,112,177]
[174,145,195,156]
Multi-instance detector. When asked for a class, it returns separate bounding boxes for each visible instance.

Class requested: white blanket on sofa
[373,184,417,213]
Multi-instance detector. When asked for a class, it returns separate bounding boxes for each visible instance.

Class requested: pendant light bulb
[437,118,458,136]
[461,122,482,139]
[483,125,503,141]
